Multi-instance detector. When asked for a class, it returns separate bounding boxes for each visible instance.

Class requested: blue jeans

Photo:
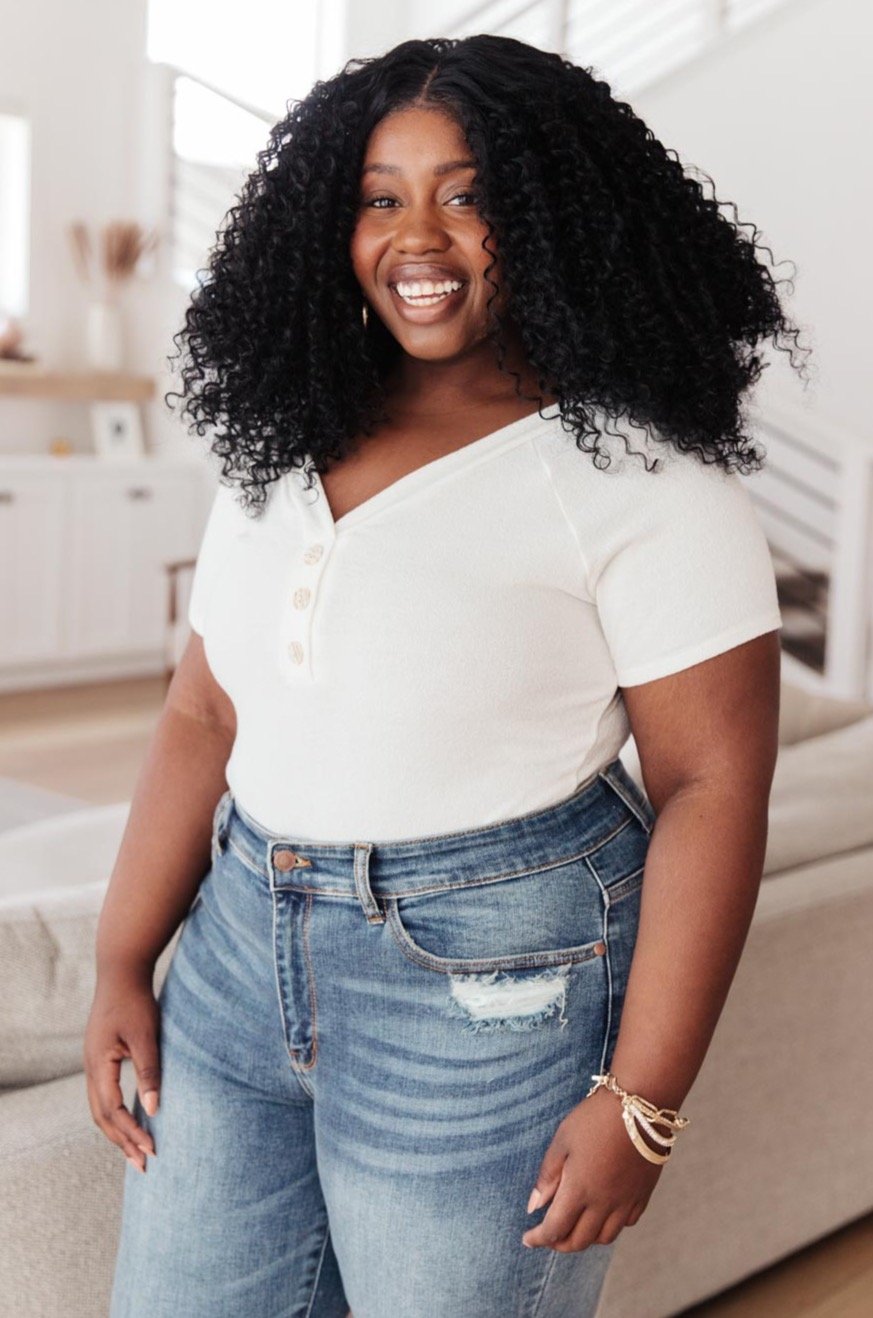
[109,756,654,1318]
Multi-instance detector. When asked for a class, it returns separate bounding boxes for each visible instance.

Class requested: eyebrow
[361,158,477,178]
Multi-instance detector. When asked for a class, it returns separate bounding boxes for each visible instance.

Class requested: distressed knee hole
[446,965,572,1033]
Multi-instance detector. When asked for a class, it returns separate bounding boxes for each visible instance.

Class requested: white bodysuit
[188,405,783,841]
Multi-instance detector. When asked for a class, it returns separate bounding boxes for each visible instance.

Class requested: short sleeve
[588,456,783,687]
[187,481,239,636]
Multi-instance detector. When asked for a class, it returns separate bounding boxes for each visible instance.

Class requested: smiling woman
[98,32,804,1318]
[164,33,809,514]
[353,125,492,335]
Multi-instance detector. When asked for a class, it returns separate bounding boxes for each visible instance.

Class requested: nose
[392,206,450,254]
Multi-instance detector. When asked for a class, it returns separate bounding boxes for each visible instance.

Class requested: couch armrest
[598,846,873,1317]
[619,714,873,877]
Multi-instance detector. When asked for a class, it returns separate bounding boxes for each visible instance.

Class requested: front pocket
[385,856,607,976]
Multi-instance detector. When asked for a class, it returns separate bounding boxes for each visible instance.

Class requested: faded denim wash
[109,755,655,1317]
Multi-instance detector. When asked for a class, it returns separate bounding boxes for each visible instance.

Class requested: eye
[361,191,481,210]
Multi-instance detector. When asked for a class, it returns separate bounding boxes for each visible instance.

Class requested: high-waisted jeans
[109,755,655,1318]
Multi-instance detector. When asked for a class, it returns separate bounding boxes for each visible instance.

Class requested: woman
[91,34,807,1318]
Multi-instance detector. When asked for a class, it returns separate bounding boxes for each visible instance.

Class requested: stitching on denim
[270,890,314,1100]
[288,1055,315,1098]
[302,1223,334,1318]
[599,767,655,835]
[297,891,318,1071]
[210,788,232,858]
[385,898,603,976]
[227,834,271,878]
[586,857,615,1076]
[530,1242,561,1316]
[600,866,644,905]
[242,818,633,896]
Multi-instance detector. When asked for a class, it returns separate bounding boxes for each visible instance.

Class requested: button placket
[280,466,336,683]
[283,543,324,679]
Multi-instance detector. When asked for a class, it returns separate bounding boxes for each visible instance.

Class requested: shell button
[287,641,305,664]
[292,587,311,609]
[303,543,324,564]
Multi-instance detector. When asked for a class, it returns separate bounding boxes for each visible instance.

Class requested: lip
[386,263,469,288]
[383,264,471,322]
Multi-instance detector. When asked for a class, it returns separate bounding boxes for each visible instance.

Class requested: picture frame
[90,401,145,461]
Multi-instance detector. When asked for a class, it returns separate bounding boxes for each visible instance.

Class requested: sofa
[1,667,871,1318]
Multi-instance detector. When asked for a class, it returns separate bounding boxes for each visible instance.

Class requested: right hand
[84,965,161,1173]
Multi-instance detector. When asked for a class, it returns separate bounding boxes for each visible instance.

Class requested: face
[350,105,511,364]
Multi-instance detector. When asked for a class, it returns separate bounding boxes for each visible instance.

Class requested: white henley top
[188,405,783,841]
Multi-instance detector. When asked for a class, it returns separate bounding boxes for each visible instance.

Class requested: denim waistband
[211,756,654,909]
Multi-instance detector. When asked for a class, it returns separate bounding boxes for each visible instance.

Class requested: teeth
[394,277,464,303]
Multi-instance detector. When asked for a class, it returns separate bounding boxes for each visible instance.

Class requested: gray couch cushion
[765,715,873,874]
[0,778,87,835]
[619,702,873,877]
[778,680,873,746]
[0,878,108,1087]
[0,805,128,1087]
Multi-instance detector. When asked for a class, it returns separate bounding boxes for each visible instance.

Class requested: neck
[384,325,545,414]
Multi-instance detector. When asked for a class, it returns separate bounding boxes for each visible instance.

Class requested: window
[146,0,324,290]
[169,77,272,291]
[419,0,793,97]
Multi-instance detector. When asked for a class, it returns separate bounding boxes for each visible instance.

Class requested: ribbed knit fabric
[188,407,782,840]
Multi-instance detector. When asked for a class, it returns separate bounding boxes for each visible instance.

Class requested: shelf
[0,364,156,403]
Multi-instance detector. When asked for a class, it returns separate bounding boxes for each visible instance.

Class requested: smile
[387,279,469,317]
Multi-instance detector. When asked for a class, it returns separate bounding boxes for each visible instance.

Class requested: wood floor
[1,675,870,1317]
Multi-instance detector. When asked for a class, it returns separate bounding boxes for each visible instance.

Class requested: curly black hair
[166,33,812,516]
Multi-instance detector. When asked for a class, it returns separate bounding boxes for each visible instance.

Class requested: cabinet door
[0,474,66,663]
[65,470,202,656]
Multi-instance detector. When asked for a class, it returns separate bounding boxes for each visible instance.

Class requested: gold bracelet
[586,1071,691,1165]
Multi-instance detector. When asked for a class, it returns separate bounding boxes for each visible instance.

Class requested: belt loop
[598,759,656,836]
[211,789,233,862]
[353,842,384,924]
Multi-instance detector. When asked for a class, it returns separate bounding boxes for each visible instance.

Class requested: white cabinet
[0,457,213,690]
[65,470,197,657]
[0,475,66,664]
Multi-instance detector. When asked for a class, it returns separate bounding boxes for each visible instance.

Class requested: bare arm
[522,628,781,1250]
[604,627,781,1112]
[95,630,237,976]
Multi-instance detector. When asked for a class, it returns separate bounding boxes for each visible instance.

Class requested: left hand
[521,1083,668,1252]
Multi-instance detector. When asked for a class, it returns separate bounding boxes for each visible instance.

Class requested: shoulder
[535,409,755,525]
[203,473,284,538]
[533,410,771,590]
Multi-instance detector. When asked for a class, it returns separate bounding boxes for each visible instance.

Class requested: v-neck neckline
[292,404,559,535]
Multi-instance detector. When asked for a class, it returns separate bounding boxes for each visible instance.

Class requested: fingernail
[137,1144,153,1158]
[527,1188,543,1213]
[143,1091,158,1116]
[125,1154,144,1174]
[522,1238,534,1248]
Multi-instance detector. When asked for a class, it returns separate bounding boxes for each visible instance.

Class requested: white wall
[1,0,868,458]
[0,0,195,457]
[631,0,871,438]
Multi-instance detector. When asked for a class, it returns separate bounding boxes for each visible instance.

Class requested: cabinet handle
[0,490,15,503]
[127,487,153,500]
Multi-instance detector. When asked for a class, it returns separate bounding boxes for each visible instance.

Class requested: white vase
[85,298,124,371]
